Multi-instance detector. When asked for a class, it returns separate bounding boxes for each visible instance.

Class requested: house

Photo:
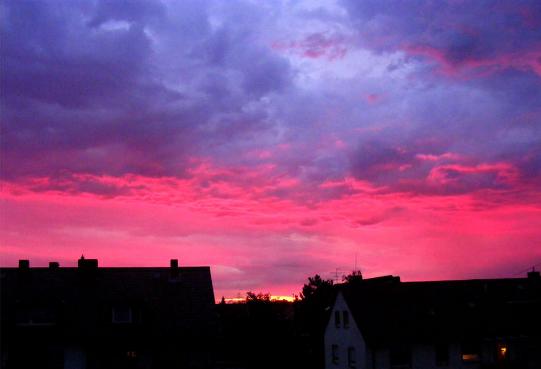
[324,272,541,369]
[0,257,217,369]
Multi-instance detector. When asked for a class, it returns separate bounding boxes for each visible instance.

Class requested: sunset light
[2,2,541,369]
[1,0,540,301]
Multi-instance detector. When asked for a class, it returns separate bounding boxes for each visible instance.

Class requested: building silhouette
[324,272,541,369]
[0,257,216,369]
[3,257,541,369]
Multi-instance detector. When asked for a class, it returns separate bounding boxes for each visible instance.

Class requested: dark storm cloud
[342,0,541,66]
[0,0,295,190]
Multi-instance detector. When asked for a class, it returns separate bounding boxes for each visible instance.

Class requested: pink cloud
[364,93,382,105]
[404,43,541,78]
[2,159,540,298]
[416,152,463,162]
[272,33,348,61]
[427,162,519,186]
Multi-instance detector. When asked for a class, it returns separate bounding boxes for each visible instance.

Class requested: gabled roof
[338,274,541,346]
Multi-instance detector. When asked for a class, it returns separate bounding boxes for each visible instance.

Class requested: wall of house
[324,292,368,369]
[372,348,390,369]
[411,344,433,368]
[370,343,484,369]
[64,346,86,369]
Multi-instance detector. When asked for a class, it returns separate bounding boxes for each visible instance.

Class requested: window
[15,307,56,326]
[343,310,350,328]
[112,306,132,323]
[390,345,411,368]
[435,344,449,366]
[496,344,508,362]
[335,310,341,328]
[348,347,356,368]
[332,344,339,364]
[462,354,480,362]
[461,342,480,362]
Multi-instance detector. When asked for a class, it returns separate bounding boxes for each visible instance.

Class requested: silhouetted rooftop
[337,274,541,346]
[0,259,216,340]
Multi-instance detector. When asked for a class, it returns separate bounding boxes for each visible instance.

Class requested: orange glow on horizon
[219,295,296,304]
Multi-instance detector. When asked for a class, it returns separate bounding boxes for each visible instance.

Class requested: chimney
[49,261,59,269]
[527,269,540,281]
[18,260,30,269]
[18,259,31,282]
[170,259,179,279]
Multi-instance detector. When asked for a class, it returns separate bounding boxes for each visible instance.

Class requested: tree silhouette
[343,270,363,285]
[297,275,335,369]
[300,274,334,301]
[246,291,271,304]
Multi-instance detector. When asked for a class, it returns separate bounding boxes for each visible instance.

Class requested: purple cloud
[1,0,540,202]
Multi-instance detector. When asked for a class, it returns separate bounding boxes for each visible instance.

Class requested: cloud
[342,0,541,76]
[1,0,541,297]
[273,32,348,60]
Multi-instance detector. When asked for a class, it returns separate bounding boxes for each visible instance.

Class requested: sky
[1,0,541,299]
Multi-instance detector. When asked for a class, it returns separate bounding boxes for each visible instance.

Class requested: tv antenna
[512,262,541,277]
[328,268,346,283]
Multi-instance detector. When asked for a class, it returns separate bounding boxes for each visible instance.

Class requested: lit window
[335,311,341,328]
[348,347,356,368]
[497,344,508,361]
[112,306,132,323]
[332,344,339,364]
[126,351,137,359]
[461,342,480,362]
[462,354,480,362]
[343,310,350,328]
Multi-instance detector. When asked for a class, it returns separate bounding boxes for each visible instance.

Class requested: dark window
[112,306,132,323]
[332,344,339,364]
[15,307,56,326]
[348,347,356,368]
[335,310,341,328]
[390,345,411,368]
[343,310,350,328]
[461,342,480,362]
[435,344,449,366]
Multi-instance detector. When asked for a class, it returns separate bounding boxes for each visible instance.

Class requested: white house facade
[324,291,368,369]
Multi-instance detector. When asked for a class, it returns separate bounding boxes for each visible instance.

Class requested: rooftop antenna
[328,268,345,283]
[512,262,541,277]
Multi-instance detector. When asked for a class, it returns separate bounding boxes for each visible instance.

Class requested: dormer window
[112,306,132,324]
